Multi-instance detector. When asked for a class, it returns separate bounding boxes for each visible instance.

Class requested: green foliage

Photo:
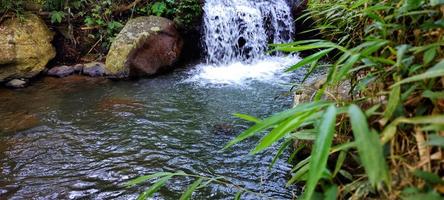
[126,171,271,200]
[1,0,202,54]
[151,2,168,16]
[50,10,64,23]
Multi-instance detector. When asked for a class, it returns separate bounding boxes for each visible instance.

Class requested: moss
[105,16,174,76]
[0,13,55,81]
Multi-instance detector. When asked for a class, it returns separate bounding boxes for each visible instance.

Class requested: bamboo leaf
[324,185,338,200]
[179,178,203,200]
[427,134,444,148]
[234,191,243,200]
[126,172,173,187]
[286,48,334,72]
[233,113,261,123]
[423,47,437,64]
[270,139,292,168]
[224,102,328,150]
[251,111,316,154]
[333,150,347,177]
[393,59,444,87]
[384,83,400,120]
[303,105,337,200]
[137,175,174,200]
[348,105,389,187]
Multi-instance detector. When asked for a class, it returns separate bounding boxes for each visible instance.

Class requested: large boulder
[0,14,56,82]
[105,16,183,78]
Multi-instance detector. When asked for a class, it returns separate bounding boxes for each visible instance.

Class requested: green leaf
[303,105,337,200]
[431,0,444,6]
[393,59,444,87]
[224,101,328,150]
[427,134,444,148]
[270,139,292,169]
[400,0,423,12]
[348,105,389,188]
[151,2,167,16]
[50,11,65,24]
[251,111,316,154]
[233,113,261,123]
[413,170,444,185]
[423,47,437,65]
[383,83,400,120]
[333,150,347,177]
[126,172,173,187]
[137,175,174,200]
[179,178,203,200]
[234,191,243,200]
[286,48,334,72]
[324,185,338,200]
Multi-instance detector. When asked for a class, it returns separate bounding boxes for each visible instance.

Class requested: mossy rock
[105,16,183,78]
[0,14,56,81]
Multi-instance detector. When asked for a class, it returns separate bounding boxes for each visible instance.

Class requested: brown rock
[105,16,183,78]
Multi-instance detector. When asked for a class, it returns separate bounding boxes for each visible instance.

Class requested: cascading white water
[186,0,301,86]
[203,0,294,64]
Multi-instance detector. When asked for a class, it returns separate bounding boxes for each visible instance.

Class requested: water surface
[0,61,303,199]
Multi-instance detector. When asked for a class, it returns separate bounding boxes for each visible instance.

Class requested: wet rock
[47,65,74,78]
[0,14,56,81]
[83,62,106,77]
[105,16,183,78]
[213,123,235,135]
[73,64,84,73]
[0,111,40,134]
[5,79,27,88]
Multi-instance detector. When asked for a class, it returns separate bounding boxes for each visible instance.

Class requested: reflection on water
[0,67,303,199]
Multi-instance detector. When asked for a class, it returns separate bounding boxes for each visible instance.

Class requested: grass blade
[303,105,337,200]
[179,178,203,200]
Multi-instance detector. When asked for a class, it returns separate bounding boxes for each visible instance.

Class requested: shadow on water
[0,65,304,199]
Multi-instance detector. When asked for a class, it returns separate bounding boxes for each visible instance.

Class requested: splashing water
[203,0,294,64]
[188,0,298,86]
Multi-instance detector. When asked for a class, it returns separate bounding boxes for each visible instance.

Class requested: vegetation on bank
[0,0,202,59]
[128,0,444,199]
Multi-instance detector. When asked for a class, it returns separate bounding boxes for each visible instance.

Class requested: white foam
[184,55,301,86]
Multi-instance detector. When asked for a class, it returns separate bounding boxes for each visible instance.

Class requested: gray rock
[83,62,106,77]
[73,64,84,73]
[5,79,27,88]
[47,65,74,78]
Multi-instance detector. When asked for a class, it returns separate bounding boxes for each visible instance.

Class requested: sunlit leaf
[137,175,174,200]
[286,48,335,72]
[303,105,337,200]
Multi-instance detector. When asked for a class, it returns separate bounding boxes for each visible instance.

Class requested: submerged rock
[47,65,74,78]
[5,79,27,88]
[0,14,56,81]
[213,123,235,135]
[83,62,106,77]
[105,16,183,78]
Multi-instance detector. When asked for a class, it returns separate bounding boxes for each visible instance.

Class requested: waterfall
[203,0,294,64]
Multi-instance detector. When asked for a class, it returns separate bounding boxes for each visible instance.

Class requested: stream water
[0,0,304,199]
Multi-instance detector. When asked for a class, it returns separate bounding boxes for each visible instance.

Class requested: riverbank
[230,0,444,199]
